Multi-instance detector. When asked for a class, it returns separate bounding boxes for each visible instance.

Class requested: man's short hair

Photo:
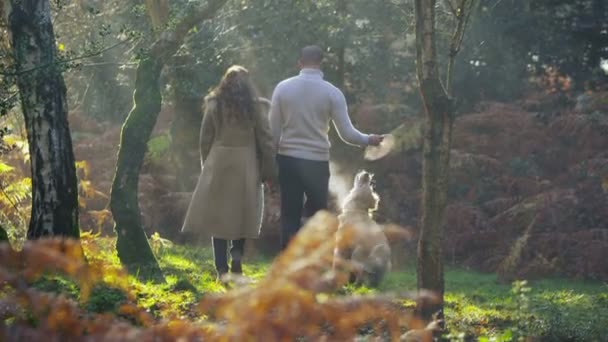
[299,45,323,65]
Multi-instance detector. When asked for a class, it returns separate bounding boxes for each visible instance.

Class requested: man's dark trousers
[277,154,330,250]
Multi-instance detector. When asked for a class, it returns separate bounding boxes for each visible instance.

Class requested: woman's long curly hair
[211,65,258,126]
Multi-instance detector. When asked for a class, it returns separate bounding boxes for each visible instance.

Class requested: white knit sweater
[269,68,370,161]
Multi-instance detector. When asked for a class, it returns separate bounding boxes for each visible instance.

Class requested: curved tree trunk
[110,57,164,281]
[109,0,228,281]
[7,0,80,239]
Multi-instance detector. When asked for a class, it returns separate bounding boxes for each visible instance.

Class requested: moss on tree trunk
[110,57,164,281]
[8,0,80,239]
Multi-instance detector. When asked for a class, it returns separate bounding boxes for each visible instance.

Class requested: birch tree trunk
[6,0,80,239]
[110,0,228,281]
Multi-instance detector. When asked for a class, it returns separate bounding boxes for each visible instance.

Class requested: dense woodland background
[0,0,607,340]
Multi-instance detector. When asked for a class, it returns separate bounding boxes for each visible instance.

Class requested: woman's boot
[212,237,229,281]
[230,239,245,274]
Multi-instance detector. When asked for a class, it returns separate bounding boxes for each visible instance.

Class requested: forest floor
[33,234,608,341]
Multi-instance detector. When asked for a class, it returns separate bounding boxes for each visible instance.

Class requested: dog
[333,170,391,287]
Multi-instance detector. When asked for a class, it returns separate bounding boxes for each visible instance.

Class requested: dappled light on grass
[0,238,130,303]
[1,217,606,340]
[377,265,608,339]
[154,246,226,294]
[159,254,197,272]
[199,211,437,340]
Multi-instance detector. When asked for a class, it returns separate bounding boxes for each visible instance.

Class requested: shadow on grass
[39,236,606,339]
[379,264,608,340]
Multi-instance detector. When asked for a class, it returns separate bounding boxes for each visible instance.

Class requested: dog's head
[343,170,380,213]
[353,170,374,190]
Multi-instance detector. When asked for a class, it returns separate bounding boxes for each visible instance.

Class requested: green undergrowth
[31,237,608,340]
[380,267,608,341]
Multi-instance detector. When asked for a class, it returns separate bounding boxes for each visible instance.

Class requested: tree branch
[445,0,458,16]
[78,62,138,68]
[149,0,229,63]
[0,38,133,76]
[446,0,476,95]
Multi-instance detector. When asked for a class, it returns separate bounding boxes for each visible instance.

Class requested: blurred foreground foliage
[0,212,606,341]
[0,213,438,341]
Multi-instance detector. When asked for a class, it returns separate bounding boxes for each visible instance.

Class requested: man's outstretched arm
[331,88,383,146]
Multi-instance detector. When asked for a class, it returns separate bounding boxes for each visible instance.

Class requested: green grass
[380,267,608,340]
[32,238,608,340]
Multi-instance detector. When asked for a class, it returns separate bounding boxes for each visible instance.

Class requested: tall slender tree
[414,0,475,322]
[5,0,80,239]
[110,0,228,281]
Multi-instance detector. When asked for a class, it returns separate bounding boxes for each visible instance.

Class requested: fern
[2,133,30,163]
[0,161,14,173]
[0,157,31,245]
[0,129,30,243]
[0,213,438,341]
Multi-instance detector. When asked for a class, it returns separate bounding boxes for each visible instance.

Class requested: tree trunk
[335,0,348,90]
[145,0,169,29]
[414,0,474,324]
[7,0,80,239]
[416,78,453,321]
[589,0,606,77]
[110,57,165,281]
[109,0,228,281]
[446,0,476,96]
[414,0,453,322]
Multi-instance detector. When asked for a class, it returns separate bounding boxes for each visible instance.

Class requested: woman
[181,65,277,280]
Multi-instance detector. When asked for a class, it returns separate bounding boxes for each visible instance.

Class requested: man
[269,45,384,250]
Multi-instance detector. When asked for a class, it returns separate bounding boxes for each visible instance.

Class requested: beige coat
[181,96,277,240]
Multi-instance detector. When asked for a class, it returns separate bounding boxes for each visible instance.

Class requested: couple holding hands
[181,45,385,279]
